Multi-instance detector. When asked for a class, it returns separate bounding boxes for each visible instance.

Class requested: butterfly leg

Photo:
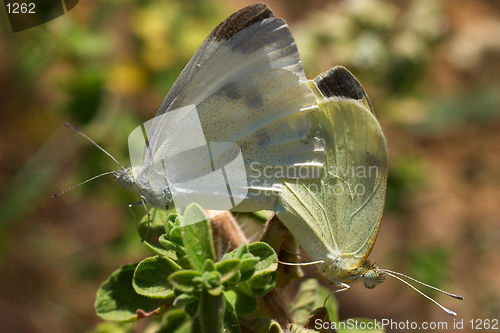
[332,280,350,293]
[128,196,150,241]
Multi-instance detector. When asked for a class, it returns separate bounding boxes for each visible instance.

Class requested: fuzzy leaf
[95,264,168,322]
[246,242,277,294]
[133,256,180,299]
[248,242,278,275]
[236,282,252,296]
[173,293,198,307]
[247,272,277,297]
[156,308,190,333]
[239,257,260,272]
[165,213,182,236]
[159,235,186,257]
[234,243,249,258]
[202,258,216,272]
[184,298,200,318]
[216,259,241,283]
[237,268,255,284]
[169,270,202,293]
[169,226,183,245]
[208,285,223,296]
[224,289,257,316]
[202,271,221,291]
[181,203,215,271]
[223,294,240,333]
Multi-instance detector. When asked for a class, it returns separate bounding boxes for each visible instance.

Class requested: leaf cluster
[94,204,277,332]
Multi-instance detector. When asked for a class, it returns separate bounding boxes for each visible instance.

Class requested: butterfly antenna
[129,196,150,242]
[64,122,125,170]
[381,269,463,317]
[382,269,464,300]
[52,171,116,198]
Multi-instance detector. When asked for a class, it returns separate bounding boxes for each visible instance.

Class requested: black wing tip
[210,3,275,42]
[314,66,374,113]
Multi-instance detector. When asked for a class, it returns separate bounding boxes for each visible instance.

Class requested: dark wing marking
[314,66,374,114]
[210,3,274,42]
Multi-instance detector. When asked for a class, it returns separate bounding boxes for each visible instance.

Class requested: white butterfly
[111,4,325,216]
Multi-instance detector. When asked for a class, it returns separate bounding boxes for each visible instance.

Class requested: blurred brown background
[0,1,499,332]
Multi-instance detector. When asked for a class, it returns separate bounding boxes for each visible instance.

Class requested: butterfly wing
[276,66,388,273]
[139,4,324,212]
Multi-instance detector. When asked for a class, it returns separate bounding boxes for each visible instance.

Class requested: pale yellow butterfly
[275,66,463,316]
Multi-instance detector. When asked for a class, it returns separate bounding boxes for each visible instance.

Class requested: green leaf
[170,226,183,245]
[223,294,240,333]
[247,272,277,297]
[181,203,216,271]
[132,256,180,299]
[236,282,252,296]
[238,268,255,284]
[165,213,181,233]
[157,308,190,333]
[234,243,249,258]
[159,235,186,257]
[198,289,225,333]
[216,259,241,283]
[220,243,275,286]
[184,298,200,318]
[239,257,260,272]
[169,270,202,293]
[227,270,241,284]
[173,293,198,307]
[246,242,277,294]
[202,271,222,293]
[202,258,216,272]
[95,264,168,322]
[248,242,278,275]
[224,289,257,316]
[268,321,283,333]
[207,285,223,296]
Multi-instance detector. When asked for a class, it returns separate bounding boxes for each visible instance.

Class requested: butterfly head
[360,262,386,289]
[114,167,135,190]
